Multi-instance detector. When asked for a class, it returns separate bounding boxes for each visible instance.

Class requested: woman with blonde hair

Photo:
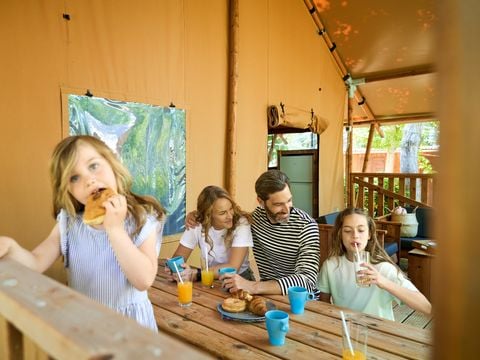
[168,185,254,280]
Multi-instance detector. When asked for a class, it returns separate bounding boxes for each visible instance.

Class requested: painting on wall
[68,94,186,236]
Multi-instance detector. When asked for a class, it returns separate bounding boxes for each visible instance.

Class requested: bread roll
[83,188,116,225]
[221,297,247,313]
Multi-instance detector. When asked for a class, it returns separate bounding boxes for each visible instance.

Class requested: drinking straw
[340,311,355,356]
[204,247,209,272]
[173,263,184,284]
[354,242,361,262]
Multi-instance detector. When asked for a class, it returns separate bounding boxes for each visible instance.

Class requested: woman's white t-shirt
[179,217,253,274]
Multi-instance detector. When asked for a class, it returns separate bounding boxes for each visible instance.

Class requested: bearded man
[222,170,320,296]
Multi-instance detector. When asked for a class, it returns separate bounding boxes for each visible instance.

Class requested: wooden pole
[346,96,354,207]
[225,0,239,197]
[303,0,377,122]
[434,1,480,358]
[362,123,375,172]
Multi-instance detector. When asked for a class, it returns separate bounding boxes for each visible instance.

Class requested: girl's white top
[58,209,164,331]
[317,255,418,320]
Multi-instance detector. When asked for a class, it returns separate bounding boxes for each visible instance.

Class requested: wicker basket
[391,213,418,237]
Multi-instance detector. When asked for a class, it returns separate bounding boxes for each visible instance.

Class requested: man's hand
[221,273,256,294]
[185,210,200,230]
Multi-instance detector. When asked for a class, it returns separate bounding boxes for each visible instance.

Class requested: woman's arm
[209,246,249,277]
[171,244,194,261]
[0,225,61,272]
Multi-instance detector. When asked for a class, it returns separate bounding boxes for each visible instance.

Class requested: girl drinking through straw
[317,208,431,320]
[166,185,254,282]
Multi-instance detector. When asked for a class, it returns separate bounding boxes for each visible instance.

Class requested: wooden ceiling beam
[358,64,436,84]
[304,0,378,124]
[349,112,437,126]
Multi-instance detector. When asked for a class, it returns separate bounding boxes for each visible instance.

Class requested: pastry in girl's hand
[232,289,253,302]
[83,188,116,225]
[248,296,268,316]
[221,297,247,313]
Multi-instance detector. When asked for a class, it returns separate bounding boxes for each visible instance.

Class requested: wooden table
[150,261,432,359]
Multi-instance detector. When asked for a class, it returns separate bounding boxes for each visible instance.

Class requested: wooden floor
[393,302,433,329]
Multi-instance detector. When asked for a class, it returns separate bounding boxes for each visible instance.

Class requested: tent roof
[310,0,437,126]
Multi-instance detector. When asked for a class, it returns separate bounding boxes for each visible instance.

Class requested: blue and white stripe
[251,206,320,296]
[58,209,164,331]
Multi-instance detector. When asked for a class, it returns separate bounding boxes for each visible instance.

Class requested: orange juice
[201,269,214,287]
[177,281,192,306]
[342,349,366,360]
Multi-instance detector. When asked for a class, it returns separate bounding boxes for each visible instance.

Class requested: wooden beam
[350,112,437,126]
[360,64,436,83]
[362,123,375,172]
[225,0,239,197]
[435,0,480,358]
[346,94,354,207]
[304,0,379,123]
[0,317,23,360]
[0,259,211,360]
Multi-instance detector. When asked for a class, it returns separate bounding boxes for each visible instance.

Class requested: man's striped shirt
[251,206,320,295]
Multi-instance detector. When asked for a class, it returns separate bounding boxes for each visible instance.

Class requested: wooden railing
[0,259,211,360]
[349,172,436,217]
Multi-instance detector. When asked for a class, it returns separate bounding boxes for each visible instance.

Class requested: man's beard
[264,205,290,224]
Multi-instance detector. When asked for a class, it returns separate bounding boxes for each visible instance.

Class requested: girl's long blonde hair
[49,135,165,235]
[195,186,251,256]
[330,208,398,269]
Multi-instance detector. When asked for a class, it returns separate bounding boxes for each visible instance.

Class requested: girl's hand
[360,263,386,288]
[103,194,128,230]
[164,261,175,282]
[0,236,14,258]
[165,262,191,282]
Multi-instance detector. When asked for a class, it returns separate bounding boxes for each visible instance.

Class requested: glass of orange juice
[176,269,194,307]
[201,269,215,288]
[341,315,368,360]
[200,257,214,288]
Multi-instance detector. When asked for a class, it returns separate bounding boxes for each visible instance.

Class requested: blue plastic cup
[265,310,289,346]
[166,256,185,273]
[218,267,237,277]
[287,286,315,314]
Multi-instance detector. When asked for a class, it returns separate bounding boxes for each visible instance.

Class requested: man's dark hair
[255,170,290,201]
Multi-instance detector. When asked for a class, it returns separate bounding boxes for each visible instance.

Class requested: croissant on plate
[248,296,268,316]
[231,290,253,302]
